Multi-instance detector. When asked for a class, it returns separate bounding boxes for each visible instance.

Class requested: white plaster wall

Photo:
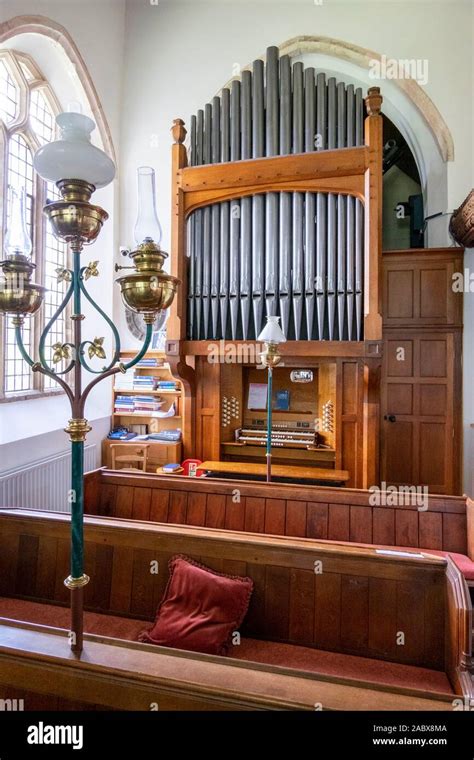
[0,0,126,469]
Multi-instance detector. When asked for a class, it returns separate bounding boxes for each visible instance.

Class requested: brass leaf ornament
[52,342,71,364]
[88,337,106,360]
[84,261,99,280]
[56,267,72,283]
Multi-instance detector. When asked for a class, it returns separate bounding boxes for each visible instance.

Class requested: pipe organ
[166,45,384,486]
[187,47,366,342]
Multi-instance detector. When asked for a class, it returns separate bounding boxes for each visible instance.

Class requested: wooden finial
[365,87,383,116]
[172,118,186,144]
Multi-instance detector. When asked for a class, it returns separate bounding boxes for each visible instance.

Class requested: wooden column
[169,118,188,341]
[167,119,196,458]
[364,87,383,341]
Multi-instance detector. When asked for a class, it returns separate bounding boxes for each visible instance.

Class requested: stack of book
[114,395,135,413]
[133,373,157,391]
[157,380,179,391]
[132,396,165,414]
[135,358,162,368]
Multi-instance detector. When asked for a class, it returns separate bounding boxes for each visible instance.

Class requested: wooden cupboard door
[381,334,457,494]
[382,250,463,328]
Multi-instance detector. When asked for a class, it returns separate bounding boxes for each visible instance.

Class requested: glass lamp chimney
[133,166,162,246]
[5,186,32,259]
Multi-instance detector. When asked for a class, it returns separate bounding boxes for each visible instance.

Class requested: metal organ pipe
[229,79,241,340]
[186,47,367,343]
[316,72,327,340]
[219,88,230,339]
[265,46,280,321]
[278,55,292,338]
[240,69,252,339]
[304,67,316,341]
[210,96,221,339]
[291,62,304,341]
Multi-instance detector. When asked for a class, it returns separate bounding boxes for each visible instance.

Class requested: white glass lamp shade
[4,186,32,258]
[257,315,287,344]
[133,166,162,246]
[33,112,115,188]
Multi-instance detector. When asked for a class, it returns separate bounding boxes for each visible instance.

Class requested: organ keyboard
[235,424,319,450]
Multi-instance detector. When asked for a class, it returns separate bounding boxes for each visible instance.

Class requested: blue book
[275,390,290,411]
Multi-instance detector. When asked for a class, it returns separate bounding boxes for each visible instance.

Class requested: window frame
[0,50,70,402]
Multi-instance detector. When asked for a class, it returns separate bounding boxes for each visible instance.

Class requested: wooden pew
[84,468,468,554]
[0,508,472,710]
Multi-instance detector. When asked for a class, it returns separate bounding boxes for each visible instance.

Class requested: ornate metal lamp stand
[0,114,178,654]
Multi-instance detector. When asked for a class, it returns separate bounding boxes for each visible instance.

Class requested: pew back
[84,469,468,554]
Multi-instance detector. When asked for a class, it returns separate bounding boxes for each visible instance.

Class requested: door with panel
[381,332,460,494]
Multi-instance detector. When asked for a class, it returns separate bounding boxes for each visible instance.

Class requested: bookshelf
[102,350,183,472]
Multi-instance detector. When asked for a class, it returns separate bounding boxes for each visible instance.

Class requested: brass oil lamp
[115,166,179,322]
[0,187,46,318]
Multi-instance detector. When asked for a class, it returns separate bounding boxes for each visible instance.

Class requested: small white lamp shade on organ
[257,315,287,345]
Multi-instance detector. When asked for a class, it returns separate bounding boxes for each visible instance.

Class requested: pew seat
[0,596,454,696]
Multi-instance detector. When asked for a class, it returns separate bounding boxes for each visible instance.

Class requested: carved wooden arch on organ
[166,47,384,487]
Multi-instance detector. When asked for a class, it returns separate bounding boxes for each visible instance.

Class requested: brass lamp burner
[0,253,46,316]
[259,341,283,369]
[43,179,109,249]
[115,238,179,317]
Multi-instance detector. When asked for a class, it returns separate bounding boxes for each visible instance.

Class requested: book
[275,389,290,411]
[162,463,181,473]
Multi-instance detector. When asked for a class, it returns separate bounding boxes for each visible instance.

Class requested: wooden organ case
[166,47,384,488]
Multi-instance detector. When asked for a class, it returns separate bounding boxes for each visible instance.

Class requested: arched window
[0,50,68,399]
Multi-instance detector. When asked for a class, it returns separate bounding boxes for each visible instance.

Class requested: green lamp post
[0,113,178,654]
[257,316,286,482]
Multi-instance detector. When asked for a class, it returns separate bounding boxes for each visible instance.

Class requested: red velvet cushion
[138,555,254,655]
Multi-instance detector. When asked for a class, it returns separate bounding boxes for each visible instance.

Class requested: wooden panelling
[395,511,419,547]
[205,494,226,529]
[36,536,58,600]
[289,568,314,643]
[186,492,207,526]
[350,506,373,543]
[116,486,134,519]
[83,469,468,555]
[372,508,395,546]
[284,500,306,537]
[150,489,170,523]
[16,535,39,597]
[264,566,290,640]
[328,504,350,541]
[224,495,245,531]
[132,489,152,521]
[314,572,341,650]
[264,499,286,535]
[306,502,328,539]
[382,249,463,329]
[244,497,265,534]
[168,491,188,524]
[341,576,369,652]
[418,511,443,550]
[368,578,397,658]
